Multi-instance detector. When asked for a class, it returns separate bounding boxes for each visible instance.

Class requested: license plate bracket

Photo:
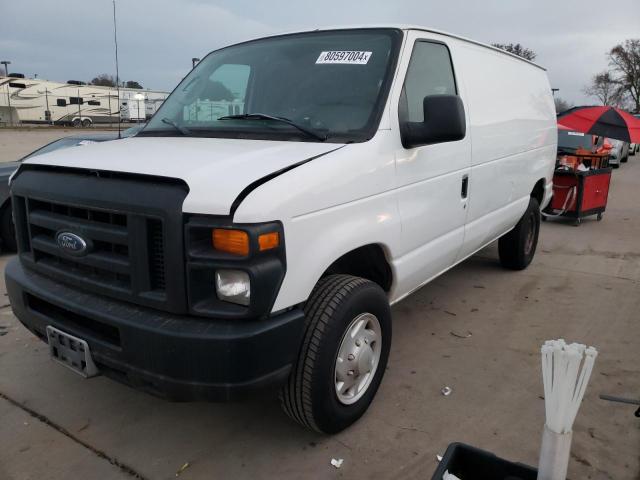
[46,326,99,378]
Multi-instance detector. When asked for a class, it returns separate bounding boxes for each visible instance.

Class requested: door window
[400,42,457,123]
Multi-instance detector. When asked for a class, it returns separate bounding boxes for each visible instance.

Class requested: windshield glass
[557,130,593,152]
[142,29,402,143]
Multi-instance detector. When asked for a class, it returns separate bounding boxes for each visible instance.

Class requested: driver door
[392,33,472,294]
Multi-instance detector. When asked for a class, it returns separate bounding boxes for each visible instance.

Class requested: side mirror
[401,94,466,148]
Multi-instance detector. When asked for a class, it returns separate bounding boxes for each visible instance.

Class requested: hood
[23,137,343,215]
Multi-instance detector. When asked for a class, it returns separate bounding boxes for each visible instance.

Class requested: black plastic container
[432,443,537,480]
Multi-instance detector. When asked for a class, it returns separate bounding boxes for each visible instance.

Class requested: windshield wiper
[161,117,192,136]
[218,113,327,141]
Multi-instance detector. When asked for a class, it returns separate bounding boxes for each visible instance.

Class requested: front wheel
[81,119,92,128]
[280,274,391,433]
[498,197,540,270]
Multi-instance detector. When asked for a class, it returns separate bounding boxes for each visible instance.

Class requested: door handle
[461,175,469,199]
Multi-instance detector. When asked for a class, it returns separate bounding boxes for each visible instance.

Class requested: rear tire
[72,118,81,128]
[280,274,391,433]
[498,197,540,270]
[1,204,16,252]
[81,119,92,128]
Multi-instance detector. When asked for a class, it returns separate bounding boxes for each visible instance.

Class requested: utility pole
[1,61,11,126]
[78,88,82,126]
[552,88,559,97]
[4,83,11,126]
[43,87,51,124]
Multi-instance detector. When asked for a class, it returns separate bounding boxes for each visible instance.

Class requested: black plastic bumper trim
[5,259,306,401]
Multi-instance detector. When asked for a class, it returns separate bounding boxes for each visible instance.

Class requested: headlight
[215,270,250,306]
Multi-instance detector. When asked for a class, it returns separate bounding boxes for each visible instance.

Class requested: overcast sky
[2,0,639,106]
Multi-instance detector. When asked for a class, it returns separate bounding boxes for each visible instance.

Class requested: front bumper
[5,258,305,401]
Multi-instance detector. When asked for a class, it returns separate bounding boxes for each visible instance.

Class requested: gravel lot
[0,129,638,480]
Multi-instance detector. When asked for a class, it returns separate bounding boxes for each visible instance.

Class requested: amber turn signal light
[258,232,280,251]
[212,229,249,256]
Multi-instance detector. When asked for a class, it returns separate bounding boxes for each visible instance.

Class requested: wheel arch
[320,243,394,293]
[531,177,545,205]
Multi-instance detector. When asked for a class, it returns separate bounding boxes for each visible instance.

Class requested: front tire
[280,274,391,433]
[498,197,540,270]
[81,119,92,128]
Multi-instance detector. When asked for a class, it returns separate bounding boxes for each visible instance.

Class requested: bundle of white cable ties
[538,339,598,480]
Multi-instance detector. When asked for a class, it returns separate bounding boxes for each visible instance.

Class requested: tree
[491,43,537,61]
[90,74,116,87]
[125,80,143,89]
[608,39,640,113]
[554,97,572,114]
[582,71,623,106]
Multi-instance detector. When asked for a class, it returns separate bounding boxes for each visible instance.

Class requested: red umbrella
[557,106,640,143]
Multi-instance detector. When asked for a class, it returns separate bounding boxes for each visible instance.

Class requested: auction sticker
[316,51,372,64]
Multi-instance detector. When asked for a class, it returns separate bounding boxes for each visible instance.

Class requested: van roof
[252,25,547,71]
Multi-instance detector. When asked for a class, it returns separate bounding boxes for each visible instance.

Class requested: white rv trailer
[120,91,147,122]
[0,76,168,126]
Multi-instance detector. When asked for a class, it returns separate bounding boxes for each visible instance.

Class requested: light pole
[134,93,145,122]
[551,88,559,97]
[192,57,200,69]
[1,60,11,77]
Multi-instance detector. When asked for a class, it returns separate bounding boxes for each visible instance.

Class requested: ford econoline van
[6,26,557,433]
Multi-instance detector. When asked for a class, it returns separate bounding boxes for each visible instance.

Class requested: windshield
[557,130,593,152]
[141,29,402,143]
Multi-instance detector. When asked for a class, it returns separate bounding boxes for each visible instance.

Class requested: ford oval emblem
[56,232,89,256]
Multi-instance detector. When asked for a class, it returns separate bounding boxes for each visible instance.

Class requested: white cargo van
[6,26,556,433]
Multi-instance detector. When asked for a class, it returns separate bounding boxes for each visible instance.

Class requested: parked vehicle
[632,114,640,155]
[557,129,594,155]
[0,76,167,126]
[608,139,627,168]
[0,124,144,251]
[5,27,557,433]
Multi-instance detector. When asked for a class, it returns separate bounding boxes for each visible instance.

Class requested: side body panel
[453,41,557,259]
[233,132,401,312]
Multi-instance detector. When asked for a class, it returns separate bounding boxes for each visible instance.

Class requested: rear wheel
[498,197,540,270]
[81,119,92,128]
[280,274,391,433]
[71,118,81,128]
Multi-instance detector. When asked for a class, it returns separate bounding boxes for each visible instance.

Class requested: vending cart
[543,152,612,226]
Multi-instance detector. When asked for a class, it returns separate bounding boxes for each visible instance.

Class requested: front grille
[26,198,135,291]
[15,195,169,304]
[12,166,189,313]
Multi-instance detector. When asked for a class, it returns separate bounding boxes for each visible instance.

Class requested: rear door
[391,32,472,297]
